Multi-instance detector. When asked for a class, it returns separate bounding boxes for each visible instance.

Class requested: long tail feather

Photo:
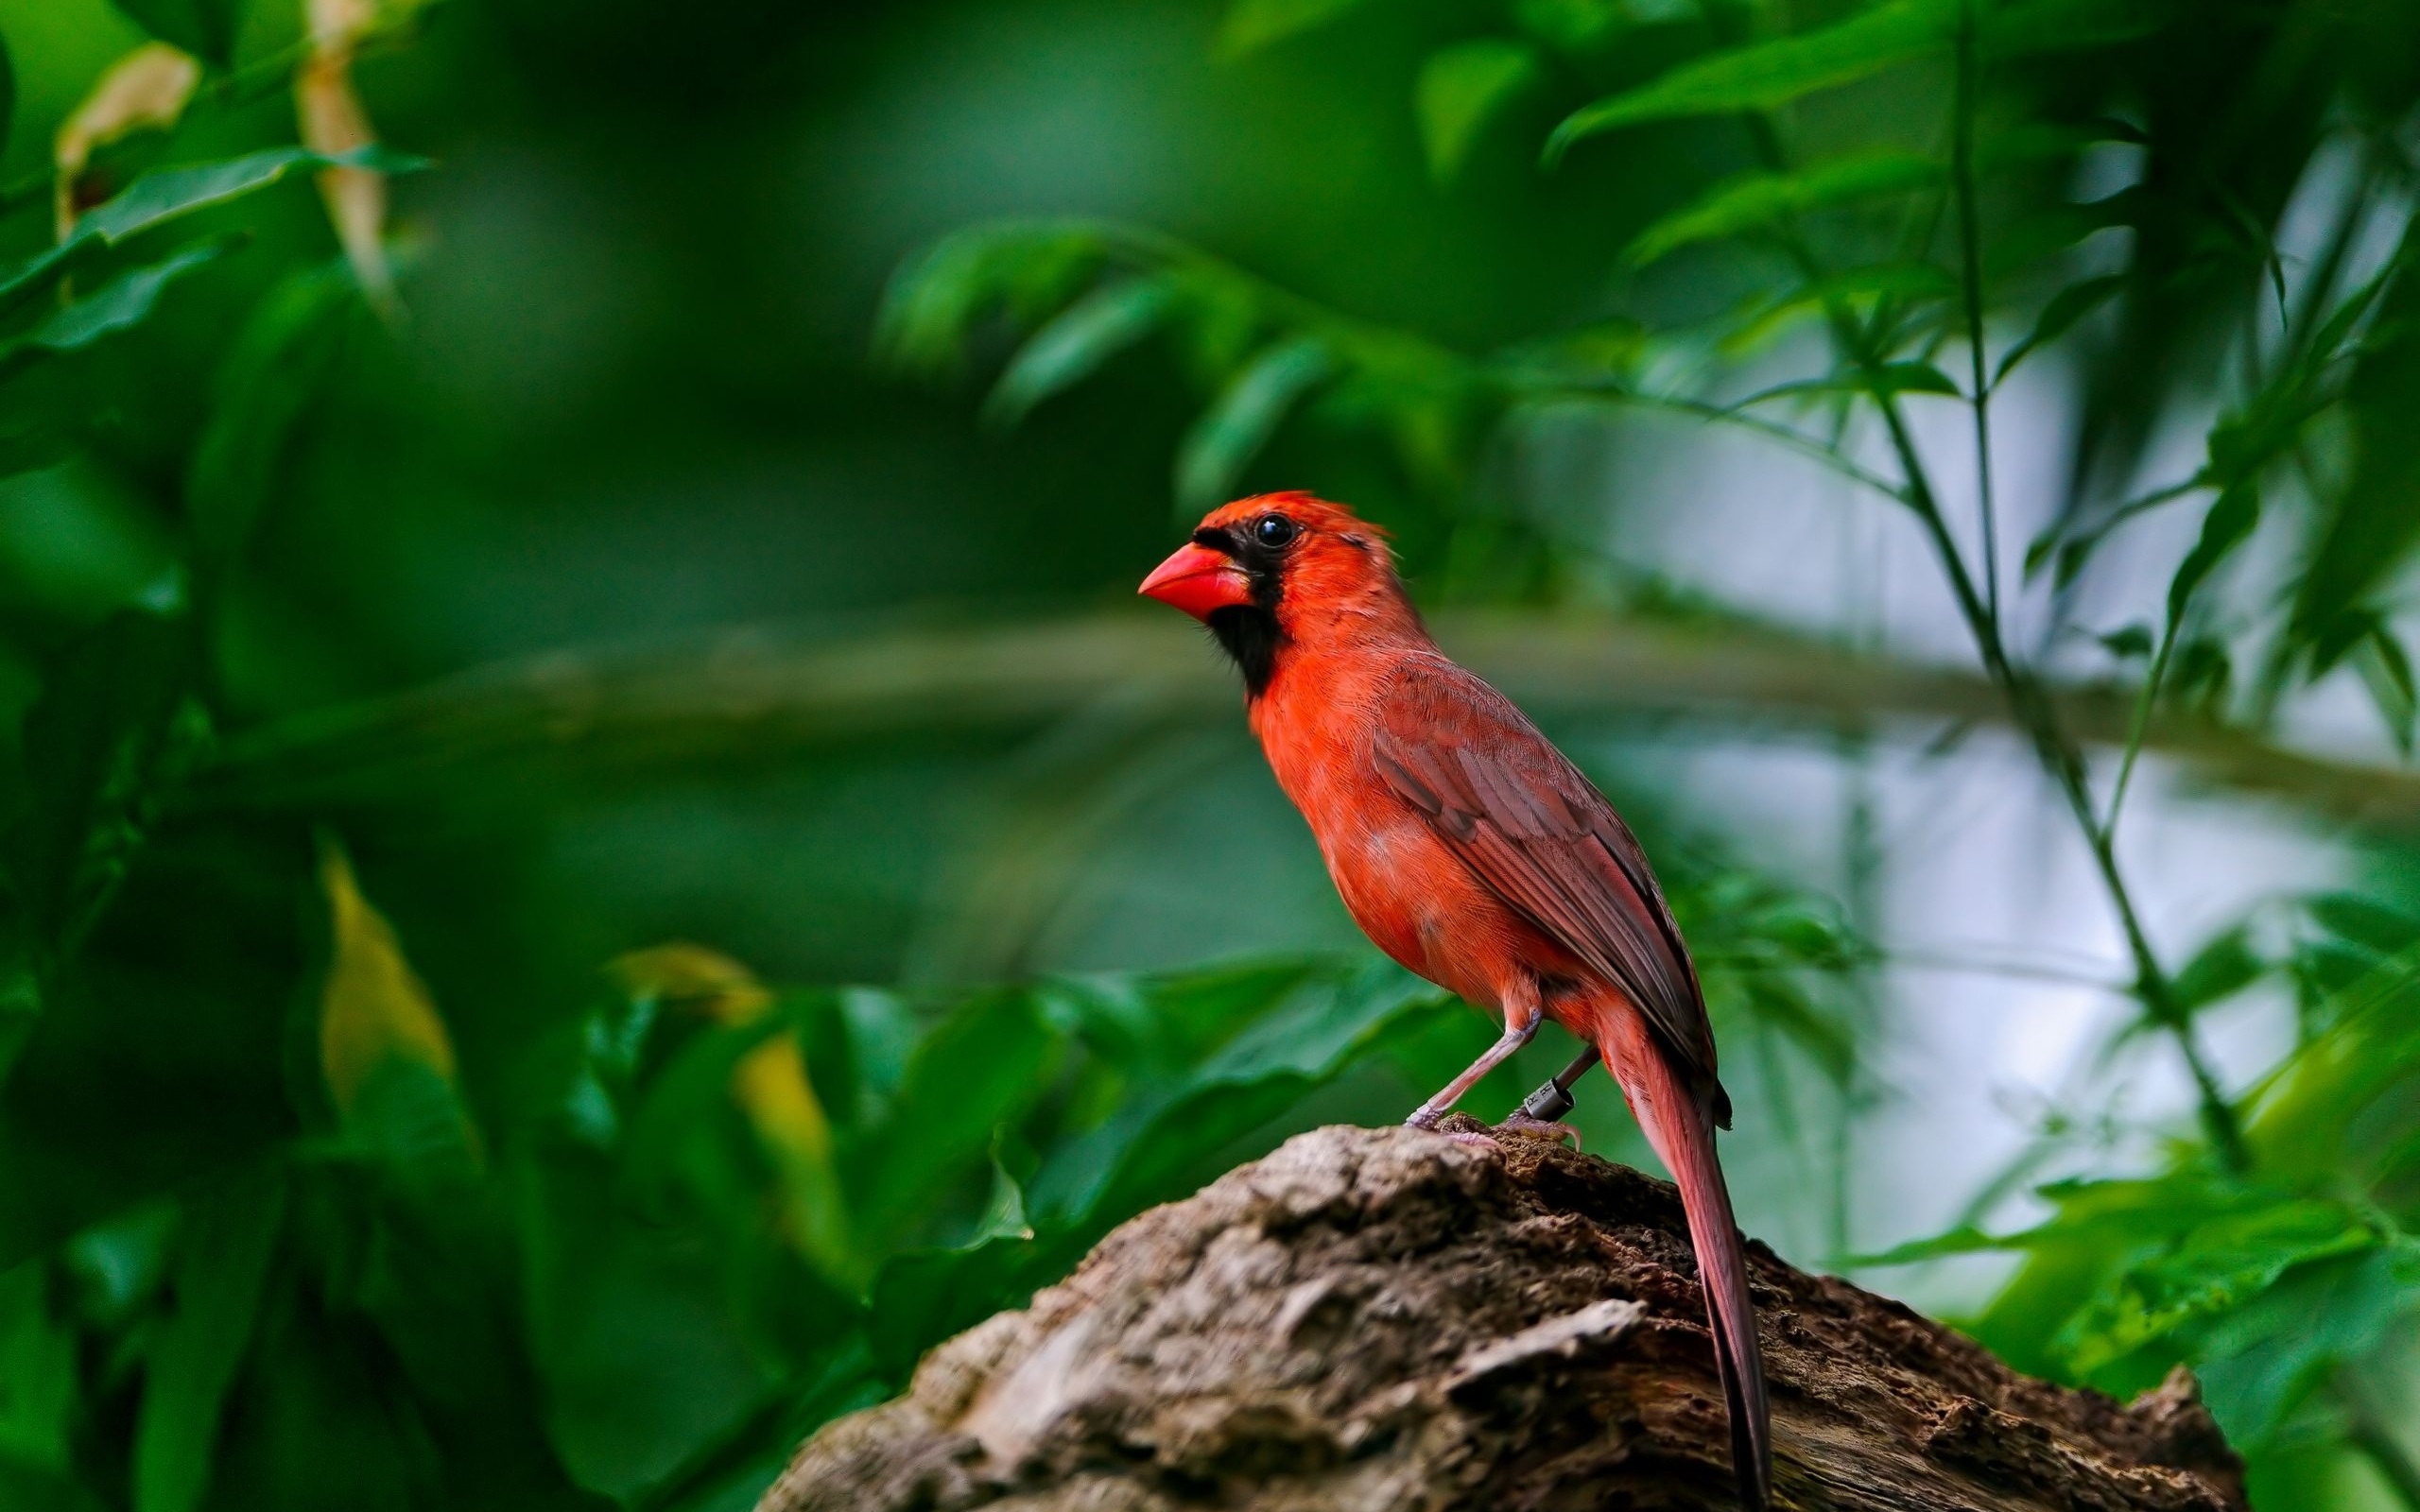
[1602,1026,1772,1510]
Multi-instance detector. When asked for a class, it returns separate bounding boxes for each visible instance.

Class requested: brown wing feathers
[1372,664,1725,1112]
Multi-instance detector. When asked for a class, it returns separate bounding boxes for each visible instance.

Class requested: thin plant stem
[1950,0,2001,632]
[1858,359,2252,1169]
[1759,208,2247,1166]
[1538,382,1914,505]
[1732,83,2256,1173]
[2102,626,2177,833]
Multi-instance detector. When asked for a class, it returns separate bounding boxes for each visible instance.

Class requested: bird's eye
[1253,515,1300,548]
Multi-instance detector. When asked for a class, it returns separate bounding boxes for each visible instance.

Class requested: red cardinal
[1140,491,1771,1509]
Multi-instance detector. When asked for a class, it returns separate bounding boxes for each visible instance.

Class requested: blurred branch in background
[194,610,2420,826]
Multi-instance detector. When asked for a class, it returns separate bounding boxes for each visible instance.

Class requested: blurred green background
[0,0,2416,1507]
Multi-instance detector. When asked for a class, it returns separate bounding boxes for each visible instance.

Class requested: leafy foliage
[1624,150,1941,268]
[0,1,2416,1509]
[109,0,246,70]
[1547,0,1964,159]
[1856,892,2420,1458]
[1415,40,1543,185]
[4,846,1471,1510]
[0,19,1547,1511]
[883,0,2420,1498]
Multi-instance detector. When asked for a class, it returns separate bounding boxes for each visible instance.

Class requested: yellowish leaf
[609,942,777,1025]
[610,942,856,1282]
[318,837,458,1119]
[55,43,202,242]
[735,1035,839,1184]
[297,0,396,312]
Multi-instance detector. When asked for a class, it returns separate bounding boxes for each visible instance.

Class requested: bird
[1137,491,1771,1510]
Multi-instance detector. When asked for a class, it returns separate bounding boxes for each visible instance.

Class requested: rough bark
[758,1121,2245,1512]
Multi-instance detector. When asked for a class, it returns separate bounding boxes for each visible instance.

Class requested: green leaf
[1512,0,1629,53]
[1044,957,1322,1081]
[1979,0,2169,59]
[518,1159,790,1501]
[857,991,1060,1243]
[1028,959,1443,1232]
[867,1150,1034,1381]
[312,839,480,1190]
[2305,893,2420,957]
[835,987,917,1124]
[1737,359,1962,407]
[981,277,1174,430]
[1547,0,1956,163]
[0,148,406,318]
[133,1165,285,1512]
[875,222,1106,380]
[0,1263,77,1474]
[186,263,360,576]
[78,149,309,246]
[2095,623,2153,661]
[1854,1177,2255,1274]
[2193,1245,2420,1444]
[2024,476,2205,588]
[1939,1175,2392,1387]
[1718,263,1957,352]
[2165,635,2232,714]
[2305,606,2380,679]
[1845,360,1962,397]
[2288,230,2420,674]
[2170,925,2262,1014]
[0,241,232,372]
[1993,273,2124,387]
[1627,150,1939,266]
[2166,485,2259,624]
[2060,1194,2379,1374]
[1218,0,1377,55]
[5,609,199,954]
[2352,620,2418,754]
[617,1012,790,1213]
[2021,528,2060,583]
[1173,336,1331,515]
[2203,253,2397,513]
[1841,1223,2015,1268]
[110,0,245,69]
[1416,40,1543,185]
[1984,188,2144,280]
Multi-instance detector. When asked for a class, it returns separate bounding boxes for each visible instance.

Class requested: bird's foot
[1494,1110,1580,1148]
[1406,1108,1503,1151]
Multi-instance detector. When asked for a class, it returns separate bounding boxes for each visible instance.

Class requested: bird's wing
[1370,655,1720,1093]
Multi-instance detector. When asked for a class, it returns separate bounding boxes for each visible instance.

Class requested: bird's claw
[1405,1108,1501,1151]
[1495,1110,1580,1147]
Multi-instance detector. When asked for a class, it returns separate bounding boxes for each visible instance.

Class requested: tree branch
[756,1123,2246,1512]
[186,612,2420,829]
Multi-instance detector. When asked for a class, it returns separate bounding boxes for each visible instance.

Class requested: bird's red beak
[1138,541,1252,622]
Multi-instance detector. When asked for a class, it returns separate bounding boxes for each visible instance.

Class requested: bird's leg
[1515,1047,1599,1124]
[1496,1047,1599,1146]
[1405,1016,1539,1133]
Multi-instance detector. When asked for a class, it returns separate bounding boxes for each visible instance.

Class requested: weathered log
[757,1120,2244,1512]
